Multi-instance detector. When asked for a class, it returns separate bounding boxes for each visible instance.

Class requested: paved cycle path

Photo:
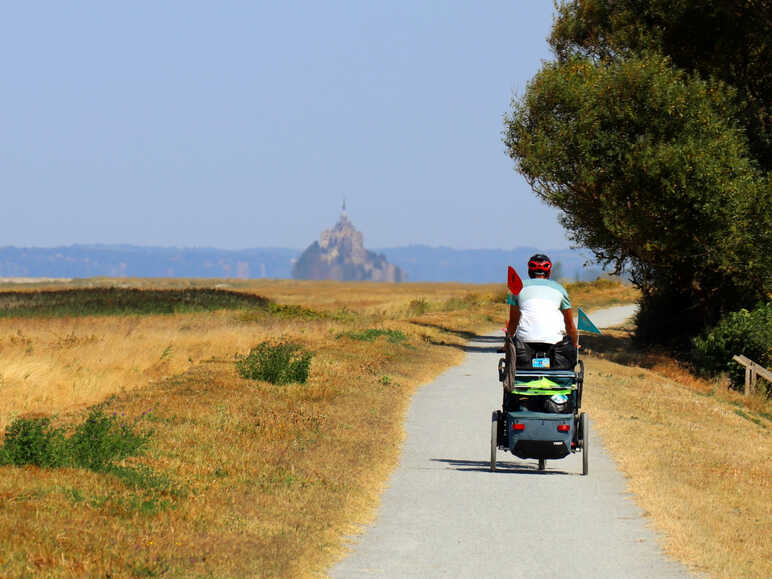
[331,305,692,578]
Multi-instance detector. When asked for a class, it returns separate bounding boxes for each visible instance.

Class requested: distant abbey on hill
[292,204,404,282]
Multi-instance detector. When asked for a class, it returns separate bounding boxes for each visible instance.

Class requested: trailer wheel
[490,411,499,472]
[580,412,589,476]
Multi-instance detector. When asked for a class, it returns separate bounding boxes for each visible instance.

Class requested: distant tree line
[504,0,771,383]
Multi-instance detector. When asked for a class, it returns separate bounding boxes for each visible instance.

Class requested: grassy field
[0,279,513,576]
[0,278,767,577]
[581,329,771,578]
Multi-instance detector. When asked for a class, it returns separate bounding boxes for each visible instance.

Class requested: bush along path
[0,408,184,516]
[235,340,313,385]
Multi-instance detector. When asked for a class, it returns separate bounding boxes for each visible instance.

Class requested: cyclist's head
[527,254,552,279]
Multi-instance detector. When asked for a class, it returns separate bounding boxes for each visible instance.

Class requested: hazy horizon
[0,240,580,252]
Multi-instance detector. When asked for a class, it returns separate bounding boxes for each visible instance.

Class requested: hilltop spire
[292,202,404,282]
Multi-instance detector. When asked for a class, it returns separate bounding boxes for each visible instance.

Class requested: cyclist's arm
[507,305,521,338]
[562,308,579,348]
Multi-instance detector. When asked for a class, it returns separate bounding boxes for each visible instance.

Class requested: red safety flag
[507,266,523,296]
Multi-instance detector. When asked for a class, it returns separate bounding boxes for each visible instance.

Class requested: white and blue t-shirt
[507,278,571,344]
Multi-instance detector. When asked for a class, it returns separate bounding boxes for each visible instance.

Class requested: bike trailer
[506,411,574,460]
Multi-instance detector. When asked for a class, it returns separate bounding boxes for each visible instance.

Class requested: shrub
[635,288,701,350]
[0,417,68,467]
[407,298,430,316]
[69,409,151,470]
[235,341,313,385]
[0,408,150,470]
[692,302,771,391]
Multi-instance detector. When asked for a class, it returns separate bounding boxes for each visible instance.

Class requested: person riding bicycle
[506,254,578,369]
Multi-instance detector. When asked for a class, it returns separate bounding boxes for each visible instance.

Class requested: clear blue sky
[2,1,569,250]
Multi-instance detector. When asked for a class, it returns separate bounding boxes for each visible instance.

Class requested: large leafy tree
[505,0,771,345]
[550,0,772,168]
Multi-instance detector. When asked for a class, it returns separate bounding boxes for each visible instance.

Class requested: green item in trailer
[513,376,572,396]
[514,376,561,389]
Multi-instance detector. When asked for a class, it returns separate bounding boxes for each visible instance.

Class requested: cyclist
[506,254,578,369]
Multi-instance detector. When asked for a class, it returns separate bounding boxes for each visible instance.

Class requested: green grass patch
[239,303,326,321]
[734,408,765,428]
[104,464,184,497]
[0,409,184,518]
[267,303,325,320]
[0,408,158,480]
[239,303,357,323]
[337,328,407,343]
[235,340,313,385]
[0,287,271,318]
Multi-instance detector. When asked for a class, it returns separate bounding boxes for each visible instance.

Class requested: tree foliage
[550,0,772,169]
[504,1,771,346]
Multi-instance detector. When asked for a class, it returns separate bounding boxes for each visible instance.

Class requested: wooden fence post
[732,355,772,396]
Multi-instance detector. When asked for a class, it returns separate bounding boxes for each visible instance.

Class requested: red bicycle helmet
[527,254,552,278]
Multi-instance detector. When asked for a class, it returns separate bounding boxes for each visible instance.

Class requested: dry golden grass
[564,277,640,311]
[0,279,503,577]
[581,330,772,578]
[3,278,766,578]
[0,280,501,433]
[0,313,250,431]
